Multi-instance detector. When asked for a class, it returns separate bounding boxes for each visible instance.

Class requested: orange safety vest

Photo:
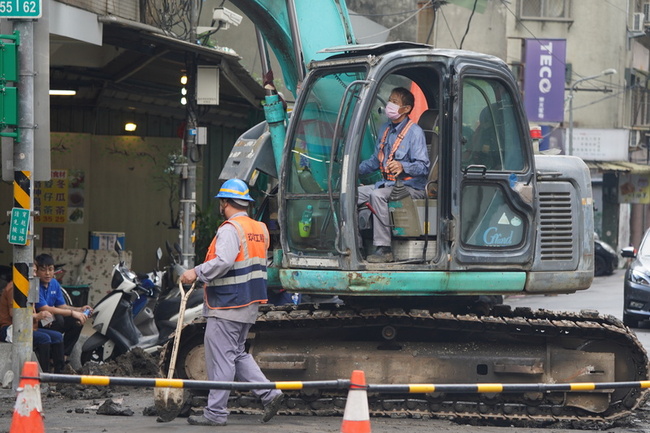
[204,216,269,309]
[377,119,415,181]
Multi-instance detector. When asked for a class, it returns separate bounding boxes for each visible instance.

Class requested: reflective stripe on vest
[378,119,415,181]
[204,216,269,309]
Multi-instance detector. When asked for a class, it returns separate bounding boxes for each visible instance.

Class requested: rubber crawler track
[220,304,650,423]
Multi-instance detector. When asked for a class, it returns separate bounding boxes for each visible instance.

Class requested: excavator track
[215,303,649,424]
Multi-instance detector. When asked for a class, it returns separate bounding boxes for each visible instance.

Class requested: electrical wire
[459,0,478,50]
[438,7,459,48]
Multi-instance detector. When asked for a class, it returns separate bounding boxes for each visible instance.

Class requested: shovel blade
[154,387,185,422]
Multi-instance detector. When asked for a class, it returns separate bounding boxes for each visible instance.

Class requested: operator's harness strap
[378,119,415,182]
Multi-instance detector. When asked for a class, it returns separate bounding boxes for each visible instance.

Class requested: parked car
[594,236,618,277]
[622,229,650,327]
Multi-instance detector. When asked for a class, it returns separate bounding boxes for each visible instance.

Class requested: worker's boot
[51,342,65,374]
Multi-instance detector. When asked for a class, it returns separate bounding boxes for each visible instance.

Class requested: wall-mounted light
[124,122,137,132]
[49,90,76,96]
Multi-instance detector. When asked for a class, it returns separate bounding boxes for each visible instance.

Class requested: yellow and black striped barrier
[39,373,350,391]
[368,381,650,393]
[39,372,650,394]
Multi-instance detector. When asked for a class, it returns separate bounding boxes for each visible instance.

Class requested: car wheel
[623,313,640,328]
[594,254,607,277]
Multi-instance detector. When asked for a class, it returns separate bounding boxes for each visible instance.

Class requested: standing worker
[180,178,283,427]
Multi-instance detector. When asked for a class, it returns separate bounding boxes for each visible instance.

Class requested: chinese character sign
[34,169,85,224]
[8,208,30,245]
[524,39,566,123]
[619,173,650,204]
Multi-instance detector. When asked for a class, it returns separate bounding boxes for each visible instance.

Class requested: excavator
[168,0,649,422]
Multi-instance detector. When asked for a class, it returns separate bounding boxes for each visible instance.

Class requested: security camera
[213,7,242,29]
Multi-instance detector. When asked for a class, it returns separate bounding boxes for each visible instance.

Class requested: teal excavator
[170,0,649,422]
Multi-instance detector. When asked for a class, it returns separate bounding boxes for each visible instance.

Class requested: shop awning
[586,161,650,174]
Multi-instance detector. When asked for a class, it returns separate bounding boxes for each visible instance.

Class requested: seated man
[0,279,65,373]
[358,87,430,263]
[34,254,93,358]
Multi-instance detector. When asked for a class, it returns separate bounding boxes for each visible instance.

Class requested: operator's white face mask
[385,101,402,120]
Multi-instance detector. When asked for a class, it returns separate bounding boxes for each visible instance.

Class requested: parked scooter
[80,242,203,364]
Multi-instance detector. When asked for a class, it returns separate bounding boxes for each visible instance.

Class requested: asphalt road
[2,271,650,433]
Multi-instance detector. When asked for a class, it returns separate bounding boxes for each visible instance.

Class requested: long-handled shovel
[154,280,195,422]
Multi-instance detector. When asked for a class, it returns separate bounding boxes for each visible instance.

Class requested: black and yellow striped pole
[38,371,650,394]
[10,169,34,385]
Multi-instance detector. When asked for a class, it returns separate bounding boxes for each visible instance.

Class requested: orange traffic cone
[340,370,371,433]
[10,361,45,433]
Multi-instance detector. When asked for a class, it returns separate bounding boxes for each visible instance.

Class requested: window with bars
[519,0,571,20]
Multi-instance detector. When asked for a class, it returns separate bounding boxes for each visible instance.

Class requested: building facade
[427,0,650,251]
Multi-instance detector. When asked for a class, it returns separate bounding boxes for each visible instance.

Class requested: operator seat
[417,109,439,197]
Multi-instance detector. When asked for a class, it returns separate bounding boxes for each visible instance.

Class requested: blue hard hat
[216,179,254,202]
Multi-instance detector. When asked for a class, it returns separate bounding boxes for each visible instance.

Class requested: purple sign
[523,39,566,123]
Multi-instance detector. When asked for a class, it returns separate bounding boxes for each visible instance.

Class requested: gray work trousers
[203,317,282,423]
[358,184,425,247]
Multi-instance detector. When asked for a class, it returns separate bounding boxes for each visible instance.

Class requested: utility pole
[11,19,35,387]
[179,0,200,268]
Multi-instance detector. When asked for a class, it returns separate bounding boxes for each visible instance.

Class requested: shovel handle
[166,280,195,380]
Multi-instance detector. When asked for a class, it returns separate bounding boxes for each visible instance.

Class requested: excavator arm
[230,0,356,97]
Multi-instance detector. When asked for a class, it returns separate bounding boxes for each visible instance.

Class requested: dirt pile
[54,347,162,399]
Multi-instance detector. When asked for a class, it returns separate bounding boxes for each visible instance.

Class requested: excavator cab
[279,45,542,287]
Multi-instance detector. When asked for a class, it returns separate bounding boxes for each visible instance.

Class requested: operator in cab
[358,87,430,263]
[180,178,283,427]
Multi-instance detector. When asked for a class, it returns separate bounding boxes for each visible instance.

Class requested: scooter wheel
[80,346,104,365]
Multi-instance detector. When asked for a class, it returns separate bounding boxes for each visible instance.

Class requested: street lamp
[568,68,617,156]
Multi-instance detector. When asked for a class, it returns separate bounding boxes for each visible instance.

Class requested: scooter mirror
[156,247,163,261]
[165,240,173,256]
[174,242,183,256]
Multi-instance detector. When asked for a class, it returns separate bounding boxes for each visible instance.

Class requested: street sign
[0,0,41,18]
[8,207,29,245]
[0,85,17,125]
[0,41,17,81]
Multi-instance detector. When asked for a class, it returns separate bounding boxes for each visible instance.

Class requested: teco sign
[523,39,566,123]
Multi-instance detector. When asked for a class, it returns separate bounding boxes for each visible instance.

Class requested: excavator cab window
[459,76,527,248]
[284,67,367,254]
[461,78,525,171]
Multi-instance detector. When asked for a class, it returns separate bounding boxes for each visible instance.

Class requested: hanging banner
[523,39,566,123]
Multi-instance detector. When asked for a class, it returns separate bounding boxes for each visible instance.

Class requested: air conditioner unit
[633,12,645,32]
[644,3,650,23]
